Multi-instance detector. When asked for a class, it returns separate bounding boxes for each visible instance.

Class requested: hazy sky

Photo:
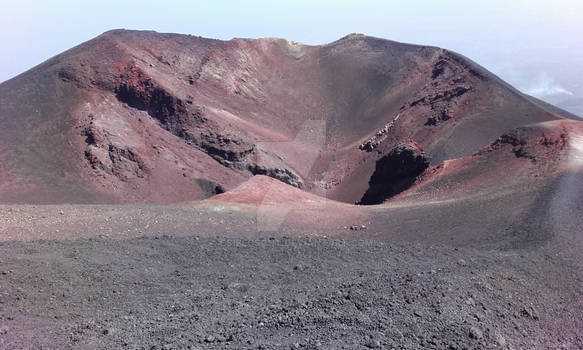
[2,0,582,115]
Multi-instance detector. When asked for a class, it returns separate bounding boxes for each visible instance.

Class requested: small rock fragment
[204,335,216,343]
[469,326,483,339]
[494,331,506,347]
[364,339,381,348]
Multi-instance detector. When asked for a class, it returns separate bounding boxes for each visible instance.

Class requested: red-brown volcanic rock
[0,30,579,204]
[393,120,579,203]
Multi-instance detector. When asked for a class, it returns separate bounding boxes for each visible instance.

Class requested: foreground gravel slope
[1,236,582,350]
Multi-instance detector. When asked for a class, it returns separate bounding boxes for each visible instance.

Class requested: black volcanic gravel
[1,236,582,349]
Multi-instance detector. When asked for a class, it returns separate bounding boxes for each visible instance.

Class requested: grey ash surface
[1,236,582,349]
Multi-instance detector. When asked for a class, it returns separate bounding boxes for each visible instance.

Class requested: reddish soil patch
[200,175,369,232]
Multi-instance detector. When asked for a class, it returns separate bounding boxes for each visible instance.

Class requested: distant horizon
[2,1,582,116]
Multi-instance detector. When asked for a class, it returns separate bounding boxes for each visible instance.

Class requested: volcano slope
[1,30,583,349]
[0,29,579,204]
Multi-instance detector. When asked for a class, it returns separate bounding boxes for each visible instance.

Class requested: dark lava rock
[359,143,430,205]
[196,178,225,198]
[248,164,303,188]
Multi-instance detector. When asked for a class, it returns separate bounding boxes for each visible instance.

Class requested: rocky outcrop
[481,128,568,163]
[115,62,196,136]
[113,63,306,186]
[410,85,471,107]
[359,143,430,205]
[248,165,303,188]
[183,129,255,169]
[360,114,401,152]
[400,51,476,129]
[83,125,149,181]
[114,62,257,169]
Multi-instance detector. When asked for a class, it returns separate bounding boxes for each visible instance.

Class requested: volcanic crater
[1,30,583,349]
[1,29,578,206]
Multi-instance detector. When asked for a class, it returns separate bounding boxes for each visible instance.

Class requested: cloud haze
[522,73,574,98]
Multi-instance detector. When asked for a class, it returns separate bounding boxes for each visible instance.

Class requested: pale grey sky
[1,0,582,115]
